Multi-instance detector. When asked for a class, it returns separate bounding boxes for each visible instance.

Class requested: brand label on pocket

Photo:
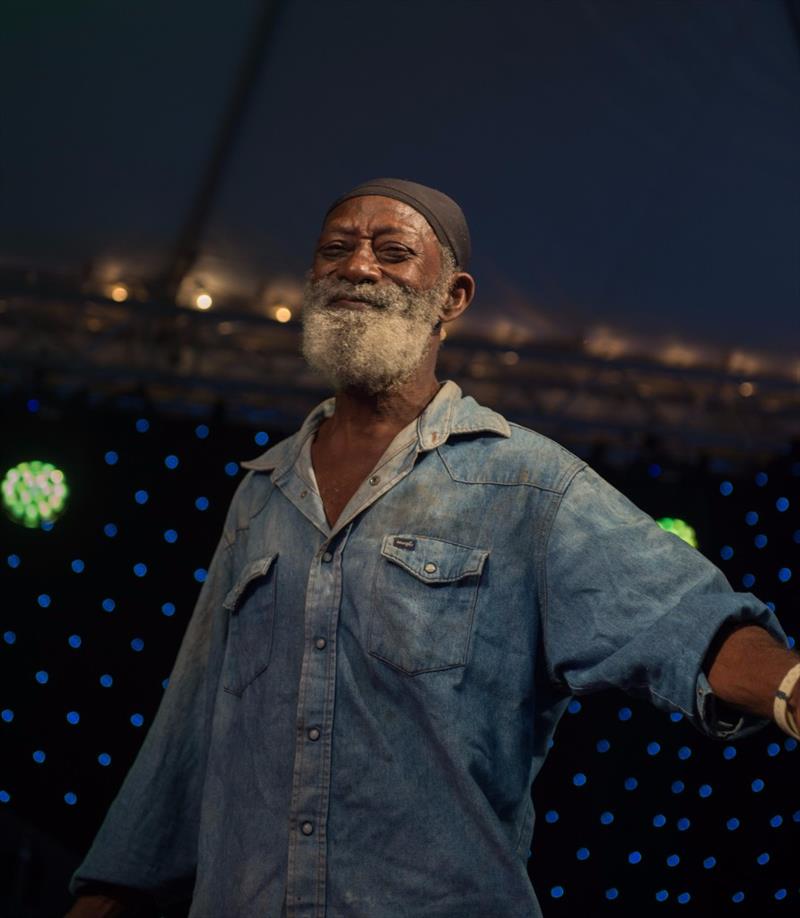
[393,537,417,551]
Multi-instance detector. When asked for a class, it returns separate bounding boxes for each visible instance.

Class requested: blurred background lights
[131,638,144,652]
[7,554,21,568]
[655,890,668,902]
[71,559,85,573]
[727,818,740,830]
[745,510,759,525]
[618,706,632,721]
[104,523,118,537]
[254,430,270,446]
[224,461,239,476]
[102,598,115,612]
[752,778,765,792]
[32,750,45,764]
[133,562,147,577]
[98,753,111,766]
[605,889,618,901]
[600,811,614,825]
[703,856,716,869]
[161,602,176,617]
[719,480,733,496]
[4,630,16,644]
[35,670,48,684]
[99,674,113,687]
[195,496,209,510]
[775,496,789,511]
[134,489,149,504]
[1,461,69,528]
[194,568,207,583]
[656,517,698,548]
[777,567,791,582]
[64,792,77,805]
[755,472,768,486]
[130,713,144,727]
[652,814,666,827]
[37,594,51,608]
[109,284,129,302]
[165,454,179,469]
[194,424,209,439]
[195,293,213,310]
[104,450,118,465]
[164,529,178,543]
[135,418,149,432]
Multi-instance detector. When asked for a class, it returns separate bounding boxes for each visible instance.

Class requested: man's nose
[336,244,381,285]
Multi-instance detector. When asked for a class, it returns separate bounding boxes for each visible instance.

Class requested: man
[67,179,799,918]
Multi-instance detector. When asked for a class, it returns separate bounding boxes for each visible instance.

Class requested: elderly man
[67,179,799,918]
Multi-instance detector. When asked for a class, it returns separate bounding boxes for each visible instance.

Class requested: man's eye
[319,243,347,257]
[380,247,410,260]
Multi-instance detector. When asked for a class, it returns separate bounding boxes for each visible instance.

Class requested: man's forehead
[321,195,434,239]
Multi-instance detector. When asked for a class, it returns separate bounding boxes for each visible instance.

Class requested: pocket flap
[380,534,488,584]
[223,553,279,611]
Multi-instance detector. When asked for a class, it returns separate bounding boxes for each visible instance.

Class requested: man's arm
[65,885,157,918]
[706,623,800,731]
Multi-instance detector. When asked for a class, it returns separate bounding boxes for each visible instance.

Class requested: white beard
[300,265,452,396]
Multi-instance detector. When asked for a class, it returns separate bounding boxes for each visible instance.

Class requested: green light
[1,461,69,529]
[657,517,698,549]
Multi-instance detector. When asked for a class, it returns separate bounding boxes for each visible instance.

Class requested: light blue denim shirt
[70,379,786,918]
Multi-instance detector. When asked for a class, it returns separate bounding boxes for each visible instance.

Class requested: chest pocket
[369,534,489,675]
[221,553,279,696]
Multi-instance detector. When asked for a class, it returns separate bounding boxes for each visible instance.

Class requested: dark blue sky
[2,0,798,358]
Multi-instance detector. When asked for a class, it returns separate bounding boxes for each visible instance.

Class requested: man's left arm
[706,623,800,737]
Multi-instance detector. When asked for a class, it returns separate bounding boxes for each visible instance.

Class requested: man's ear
[444,272,476,322]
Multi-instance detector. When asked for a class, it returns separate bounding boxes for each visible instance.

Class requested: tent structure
[2,0,799,459]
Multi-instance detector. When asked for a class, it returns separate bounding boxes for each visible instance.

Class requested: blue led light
[546,738,554,750]
[776,496,789,512]
[752,778,765,792]
[131,638,144,652]
[767,742,780,757]
[596,739,610,753]
[775,889,787,900]
[671,780,685,794]
[576,847,590,861]
[64,792,77,805]
[755,472,768,486]
[788,636,795,649]
[195,496,209,511]
[225,461,239,477]
[769,815,782,827]
[795,530,800,544]
[567,699,581,714]
[66,711,80,724]
[550,886,564,899]
[99,674,113,687]
[71,559,85,573]
[605,888,618,901]
[135,418,150,432]
[745,511,758,525]
[1,709,13,722]
[727,818,740,830]
[719,545,733,560]
[698,784,712,798]
[768,602,777,613]
[732,891,745,903]
[618,706,632,721]
[544,810,559,823]
[255,431,270,446]
[648,463,661,478]
[7,554,21,568]
[104,523,118,537]
[98,753,111,766]
[164,529,178,543]
[793,810,800,822]
[677,745,692,760]
[677,893,691,904]
[165,454,179,469]
[194,568,207,583]
[102,598,115,612]
[756,852,770,865]
[624,777,638,790]
[104,450,119,465]
[41,520,54,532]
[68,634,82,648]
[719,481,733,496]
[162,602,176,617]
[572,772,587,786]
[785,738,797,751]
[3,631,15,644]
[195,424,209,439]
[754,534,767,549]
[130,713,144,727]
[37,594,51,608]
[655,890,668,902]
[778,567,792,582]
[32,750,45,763]
[677,817,690,831]
[133,562,147,577]
[162,678,169,689]
[134,489,149,504]
[35,670,48,684]
[703,856,716,869]
[741,573,755,588]
[647,741,660,755]
[600,811,614,825]
[0,790,9,803]
[628,851,642,864]
[27,398,39,412]
[723,745,737,760]
[652,814,666,827]
[666,854,679,867]
[670,711,683,722]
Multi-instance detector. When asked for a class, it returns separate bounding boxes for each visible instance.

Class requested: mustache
[306,276,415,310]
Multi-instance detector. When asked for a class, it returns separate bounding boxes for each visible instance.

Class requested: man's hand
[64,889,156,918]
[706,623,800,731]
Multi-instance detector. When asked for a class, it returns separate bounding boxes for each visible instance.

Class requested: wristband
[773,662,800,740]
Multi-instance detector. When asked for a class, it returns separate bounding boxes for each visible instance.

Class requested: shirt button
[368,475,380,486]
[300,489,308,498]
[308,727,320,741]
[424,562,437,573]
[315,637,327,650]
[322,551,333,562]
[301,821,314,835]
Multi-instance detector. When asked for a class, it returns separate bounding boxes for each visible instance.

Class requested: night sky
[3,0,799,357]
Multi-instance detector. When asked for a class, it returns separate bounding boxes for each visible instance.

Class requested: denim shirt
[70,380,786,918]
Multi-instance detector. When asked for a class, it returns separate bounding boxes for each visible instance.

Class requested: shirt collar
[239,379,511,475]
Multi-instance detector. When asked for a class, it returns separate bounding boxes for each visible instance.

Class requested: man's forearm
[706,623,800,728]
[65,889,156,918]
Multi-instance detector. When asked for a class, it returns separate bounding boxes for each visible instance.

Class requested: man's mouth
[328,297,373,310]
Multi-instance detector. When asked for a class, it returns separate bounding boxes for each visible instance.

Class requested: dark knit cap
[324,177,471,269]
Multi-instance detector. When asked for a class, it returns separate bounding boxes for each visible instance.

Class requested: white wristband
[773,662,800,740]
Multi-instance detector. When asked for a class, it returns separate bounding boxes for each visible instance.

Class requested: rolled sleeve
[542,465,788,740]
